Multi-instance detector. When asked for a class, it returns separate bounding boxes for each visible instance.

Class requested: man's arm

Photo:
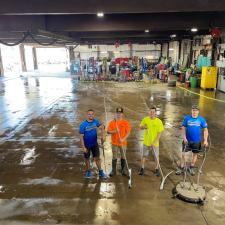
[203,128,209,146]
[107,122,118,134]
[139,118,147,130]
[152,132,162,146]
[107,130,118,134]
[120,123,131,142]
[98,124,105,144]
[120,130,131,142]
[181,126,188,144]
[140,124,147,129]
[79,134,87,153]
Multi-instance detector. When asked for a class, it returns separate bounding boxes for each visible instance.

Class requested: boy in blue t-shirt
[79,109,107,179]
[176,105,208,176]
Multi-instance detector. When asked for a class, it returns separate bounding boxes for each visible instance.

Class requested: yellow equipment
[201,66,218,89]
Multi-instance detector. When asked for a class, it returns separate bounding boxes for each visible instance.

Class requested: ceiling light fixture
[145,29,149,33]
[170,34,177,38]
[169,48,174,51]
[191,28,198,32]
[97,12,104,17]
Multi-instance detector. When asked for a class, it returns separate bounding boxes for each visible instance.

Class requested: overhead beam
[70,30,209,39]
[0,12,224,32]
[33,29,75,42]
[0,16,45,31]
[46,12,225,31]
[1,0,225,14]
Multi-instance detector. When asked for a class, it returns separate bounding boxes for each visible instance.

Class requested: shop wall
[74,44,161,60]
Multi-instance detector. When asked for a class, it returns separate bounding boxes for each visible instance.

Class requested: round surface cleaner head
[173,182,206,204]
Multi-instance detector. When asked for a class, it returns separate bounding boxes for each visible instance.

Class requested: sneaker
[121,169,126,176]
[175,167,184,175]
[188,166,195,176]
[109,170,115,177]
[154,169,160,177]
[99,170,108,179]
[139,168,144,176]
[84,170,92,179]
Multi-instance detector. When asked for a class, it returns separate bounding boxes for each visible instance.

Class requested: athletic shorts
[182,141,201,154]
[142,145,159,158]
[84,144,100,159]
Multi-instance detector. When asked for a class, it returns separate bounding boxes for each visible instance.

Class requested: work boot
[138,168,144,176]
[188,166,195,176]
[154,168,160,177]
[109,159,117,177]
[121,158,126,176]
[175,167,184,175]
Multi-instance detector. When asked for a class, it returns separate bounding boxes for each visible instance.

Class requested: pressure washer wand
[196,146,207,188]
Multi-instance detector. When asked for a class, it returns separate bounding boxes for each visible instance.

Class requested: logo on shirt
[187,121,201,127]
[85,125,97,132]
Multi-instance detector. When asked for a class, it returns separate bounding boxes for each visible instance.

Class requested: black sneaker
[139,168,144,176]
[154,169,160,177]
[175,167,184,175]
[188,166,195,176]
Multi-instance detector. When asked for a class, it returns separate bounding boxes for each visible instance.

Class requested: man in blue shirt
[176,105,208,176]
[79,109,107,179]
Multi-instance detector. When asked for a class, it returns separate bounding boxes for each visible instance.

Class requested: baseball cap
[116,107,124,113]
[192,105,199,110]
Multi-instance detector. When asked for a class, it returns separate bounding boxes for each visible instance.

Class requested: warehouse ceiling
[0,0,225,45]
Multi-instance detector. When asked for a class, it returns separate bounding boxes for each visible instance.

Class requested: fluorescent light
[100,51,107,54]
[169,48,174,51]
[191,28,198,32]
[170,34,177,38]
[97,12,104,17]
[145,29,149,33]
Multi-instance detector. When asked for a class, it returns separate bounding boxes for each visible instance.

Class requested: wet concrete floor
[0,76,225,225]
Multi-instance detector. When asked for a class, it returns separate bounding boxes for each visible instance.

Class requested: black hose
[0,32,29,46]
[28,32,57,46]
[0,31,75,46]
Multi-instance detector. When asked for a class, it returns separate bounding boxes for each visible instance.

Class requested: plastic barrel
[190,77,197,88]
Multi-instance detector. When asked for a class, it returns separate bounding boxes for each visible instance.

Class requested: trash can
[185,80,190,88]
[190,77,197,88]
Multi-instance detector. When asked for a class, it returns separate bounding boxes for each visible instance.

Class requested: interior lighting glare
[97,12,104,17]
[191,28,198,32]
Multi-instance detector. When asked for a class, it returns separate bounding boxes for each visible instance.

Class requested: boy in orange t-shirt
[107,107,131,176]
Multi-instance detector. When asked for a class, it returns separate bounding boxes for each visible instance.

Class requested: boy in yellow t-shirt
[139,106,164,176]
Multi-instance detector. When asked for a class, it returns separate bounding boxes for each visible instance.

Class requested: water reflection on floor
[0,77,225,224]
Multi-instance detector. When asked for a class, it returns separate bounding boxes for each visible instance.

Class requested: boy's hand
[101,137,105,145]
[82,147,88,153]
[203,140,208,147]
